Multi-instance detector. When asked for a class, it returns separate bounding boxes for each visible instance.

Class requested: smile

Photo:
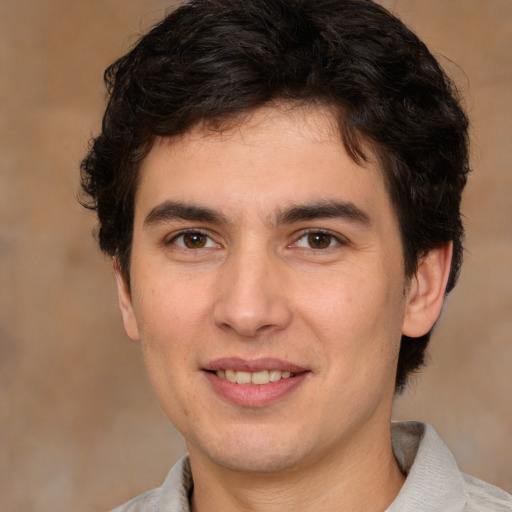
[204,358,308,406]
[215,369,294,385]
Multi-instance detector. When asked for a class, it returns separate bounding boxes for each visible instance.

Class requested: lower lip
[203,371,309,407]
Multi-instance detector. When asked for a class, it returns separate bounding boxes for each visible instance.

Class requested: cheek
[296,270,389,329]
[129,279,207,402]
[133,269,212,341]
[296,268,405,365]
[134,283,204,421]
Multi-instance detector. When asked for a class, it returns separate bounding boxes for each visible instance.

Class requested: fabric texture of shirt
[110,421,512,512]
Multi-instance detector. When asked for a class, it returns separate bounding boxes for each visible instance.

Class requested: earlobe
[402,243,453,338]
[113,258,140,341]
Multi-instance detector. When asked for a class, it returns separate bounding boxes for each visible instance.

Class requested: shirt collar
[387,421,468,511]
[158,455,193,512]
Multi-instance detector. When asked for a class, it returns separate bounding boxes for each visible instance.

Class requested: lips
[203,357,309,406]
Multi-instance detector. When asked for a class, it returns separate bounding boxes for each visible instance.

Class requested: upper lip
[204,357,308,373]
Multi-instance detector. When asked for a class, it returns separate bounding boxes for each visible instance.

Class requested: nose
[212,247,293,338]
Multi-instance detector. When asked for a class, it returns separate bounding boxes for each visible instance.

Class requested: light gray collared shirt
[111,422,512,511]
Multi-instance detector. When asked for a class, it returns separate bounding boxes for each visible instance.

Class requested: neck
[189,424,405,512]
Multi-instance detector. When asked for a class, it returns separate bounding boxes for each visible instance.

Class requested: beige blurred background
[0,1,510,510]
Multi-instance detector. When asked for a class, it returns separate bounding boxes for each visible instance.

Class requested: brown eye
[307,233,332,249]
[182,232,207,248]
[172,231,217,249]
[294,231,342,250]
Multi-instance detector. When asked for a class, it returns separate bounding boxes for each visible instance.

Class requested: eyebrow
[143,199,371,229]
[275,200,371,226]
[143,200,229,228]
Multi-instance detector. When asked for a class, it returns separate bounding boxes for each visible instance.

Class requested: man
[80,0,512,510]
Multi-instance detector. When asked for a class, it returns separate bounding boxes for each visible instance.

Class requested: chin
[191,428,309,474]
[212,448,304,475]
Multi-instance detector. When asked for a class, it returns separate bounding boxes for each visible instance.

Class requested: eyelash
[292,229,347,250]
[167,229,219,249]
[167,228,347,251]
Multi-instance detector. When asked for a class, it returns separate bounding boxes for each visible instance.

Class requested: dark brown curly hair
[80,0,470,391]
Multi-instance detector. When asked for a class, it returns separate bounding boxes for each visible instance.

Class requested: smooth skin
[115,104,452,512]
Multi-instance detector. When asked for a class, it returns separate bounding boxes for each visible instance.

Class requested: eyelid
[167,228,220,248]
[292,228,349,249]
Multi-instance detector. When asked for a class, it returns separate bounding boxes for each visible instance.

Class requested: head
[80,0,469,392]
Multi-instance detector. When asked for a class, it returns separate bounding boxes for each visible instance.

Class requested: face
[117,105,417,476]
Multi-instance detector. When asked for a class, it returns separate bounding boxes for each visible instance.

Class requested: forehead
[135,104,391,225]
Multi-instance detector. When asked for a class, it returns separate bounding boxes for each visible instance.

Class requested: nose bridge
[212,239,292,337]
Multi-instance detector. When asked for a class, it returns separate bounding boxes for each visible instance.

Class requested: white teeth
[235,371,252,384]
[251,370,269,385]
[215,369,295,384]
[269,370,282,382]
[225,369,236,383]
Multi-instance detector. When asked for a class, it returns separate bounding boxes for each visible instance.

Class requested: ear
[402,243,453,338]
[113,258,140,341]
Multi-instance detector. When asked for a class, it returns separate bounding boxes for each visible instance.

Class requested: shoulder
[462,473,512,512]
